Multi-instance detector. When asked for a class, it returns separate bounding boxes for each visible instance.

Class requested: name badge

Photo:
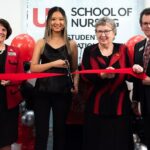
[8,52,16,56]
[139,46,144,52]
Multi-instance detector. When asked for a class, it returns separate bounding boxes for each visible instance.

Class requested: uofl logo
[33,8,49,27]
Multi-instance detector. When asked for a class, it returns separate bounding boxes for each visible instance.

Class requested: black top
[35,43,72,94]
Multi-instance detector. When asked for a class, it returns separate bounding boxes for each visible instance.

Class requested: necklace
[0,44,5,54]
[0,49,5,54]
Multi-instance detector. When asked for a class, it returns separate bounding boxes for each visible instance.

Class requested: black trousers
[0,106,19,148]
[33,93,72,150]
[66,125,83,150]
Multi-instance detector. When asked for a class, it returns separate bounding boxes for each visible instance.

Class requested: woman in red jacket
[81,17,134,150]
[0,18,23,150]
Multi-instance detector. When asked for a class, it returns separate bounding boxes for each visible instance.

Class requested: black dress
[33,43,73,150]
[0,49,19,148]
[35,43,73,94]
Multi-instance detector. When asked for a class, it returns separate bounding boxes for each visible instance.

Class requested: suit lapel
[134,39,146,66]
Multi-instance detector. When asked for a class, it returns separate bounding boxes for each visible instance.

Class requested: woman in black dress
[30,7,78,150]
[81,17,134,150]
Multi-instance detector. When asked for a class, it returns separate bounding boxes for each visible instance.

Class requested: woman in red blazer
[0,18,23,150]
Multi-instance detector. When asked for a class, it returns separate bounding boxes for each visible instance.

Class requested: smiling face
[141,14,150,39]
[49,11,65,33]
[0,24,7,43]
[96,23,115,46]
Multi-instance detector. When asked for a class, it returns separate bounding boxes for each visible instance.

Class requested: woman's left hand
[100,66,115,79]
[106,66,115,79]
[1,80,10,86]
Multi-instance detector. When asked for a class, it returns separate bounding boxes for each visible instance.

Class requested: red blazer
[5,45,24,109]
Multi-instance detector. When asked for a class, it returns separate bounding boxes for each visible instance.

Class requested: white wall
[0,0,23,44]
[145,0,150,7]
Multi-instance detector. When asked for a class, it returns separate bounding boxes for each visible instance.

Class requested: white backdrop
[0,0,22,44]
[22,0,147,62]
[23,0,144,42]
[0,0,150,61]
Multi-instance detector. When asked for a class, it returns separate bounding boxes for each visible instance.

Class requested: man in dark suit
[132,8,150,150]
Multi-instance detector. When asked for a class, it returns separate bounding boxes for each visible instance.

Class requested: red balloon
[126,35,145,65]
[11,34,35,61]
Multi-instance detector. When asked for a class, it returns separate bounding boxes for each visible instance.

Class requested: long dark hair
[44,6,71,54]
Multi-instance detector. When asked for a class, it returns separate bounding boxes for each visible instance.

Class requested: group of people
[1,6,150,150]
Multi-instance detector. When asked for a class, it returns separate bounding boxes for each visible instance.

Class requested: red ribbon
[0,68,146,80]
[74,68,146,79]
[0,73,63,80]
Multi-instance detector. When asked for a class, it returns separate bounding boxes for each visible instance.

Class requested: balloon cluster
[12,34,35,126]
[11,34,35,150]
[21,111,35,126]
[20,101,34,127]
[126,35,145,51]
[11,34,35,62]
[17,113,35,150]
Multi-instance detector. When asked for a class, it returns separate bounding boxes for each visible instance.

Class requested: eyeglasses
[142,22,150,27]
[96,29,113,35]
